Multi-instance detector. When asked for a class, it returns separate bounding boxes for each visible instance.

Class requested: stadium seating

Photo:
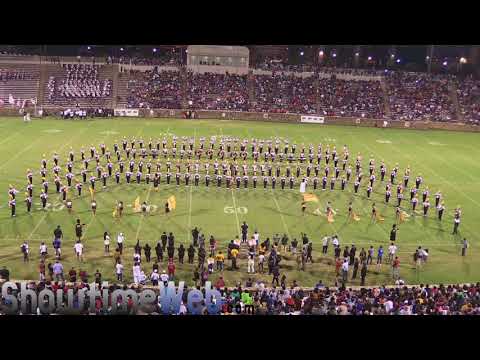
[0,63,40,107]
[43,64,114,108]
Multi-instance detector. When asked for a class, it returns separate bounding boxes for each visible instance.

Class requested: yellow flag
[167,195,176,211]
[353,213,361,221]
[89,186,95,200]
[399,211,410,223]
[327,213,335,223]
[303,193,319,203]
[376,213,385,222]
[113,208,117,218]
[133,197,141,212]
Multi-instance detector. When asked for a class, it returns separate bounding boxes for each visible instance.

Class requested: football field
[1,116,479,287]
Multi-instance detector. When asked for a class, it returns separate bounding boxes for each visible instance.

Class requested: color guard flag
[167,195,176,211]
[376,213,385,222]
[327,213,335,223]
[112,206,117,218]
[133,197,141,212]
[89,186,95,200]
[353,212,361,221]
[400,211,410,223]
[303,193,319,203]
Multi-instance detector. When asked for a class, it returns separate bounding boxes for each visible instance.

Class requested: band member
[423,199,430,217]
[348,202,353,219]
[25,195,32,213]
[452,207,461,234]
[117,201,124,218]
[422,187,429,203]
[415,175,423,190]
[115,170,121,184]
[397,191,403,207]
[410,187,417,200]
[301,201,306,216]
[366,185,372,198]
[40,190,48,210]
[380,163,386,182]
[289,176,294,190]
[76,182,83,196]
[205,174,211,187]
[354,179,360,194]
[253,175,258,189]
[412,195,419,212]
[437,201,445,221]
[194,173,200,186]
[312,176,318,190]
[271,176,276,189]
[9,197,16,217]
[346,166,352,182]
[330,176,335,191]
[102,172,108,188]
[435,190,442,208]
[263,176,268,189]
[322,176,327,191]
[385,188,391,203]
[341,176,346,191]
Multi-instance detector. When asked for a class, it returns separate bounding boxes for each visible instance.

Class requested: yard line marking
[186,127,196,243]
[271,189,291,239]
[0,138,44,172]
[230,188,241,236]
[134,184,153,241]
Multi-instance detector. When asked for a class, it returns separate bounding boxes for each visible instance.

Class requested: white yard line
[186,128,196,243]
[134,185,153,241]
[271,190,291,239]
[231,188,241,236]
[0,130,22,148]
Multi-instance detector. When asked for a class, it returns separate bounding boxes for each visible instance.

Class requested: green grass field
[0,116,479,287]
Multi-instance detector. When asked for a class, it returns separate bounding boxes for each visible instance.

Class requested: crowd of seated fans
[1,278,480,315]
[46,77,55,100]
[0,68,36,81]
[386,71,456,122]
[317,77,386,118]
[186,71,249,111]
[252,73,315,113]
[456,75,480,124]
[126,69,182,109]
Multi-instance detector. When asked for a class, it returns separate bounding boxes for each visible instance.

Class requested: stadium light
[332,53,337,58]
[120,47,124,51]
[87,46,91,51]
[459,57,467,64]
[443,61,448,66]
[300,51,304,56]
[426,56,430,60]
[153,48,157,53]
[319,50,324,56]
[368,56,372,61]
[390,54,395,59]
[355,52,359,56]
[396,58,401,63]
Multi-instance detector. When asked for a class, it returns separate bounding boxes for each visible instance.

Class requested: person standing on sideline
[388,242,397,263]
[341,259,349,286]
[462,238,468,256]
[115,260,124,282]
[322,236,329,254]
[103,231,110,255]
[360,262,367,286]
[241,221,248,243]
[20,241,29,262]
[390,224,398,242]
[117,232,125,254]
[351,258,359,280]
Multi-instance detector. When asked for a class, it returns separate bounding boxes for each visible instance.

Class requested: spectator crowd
[456,75,480,124]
